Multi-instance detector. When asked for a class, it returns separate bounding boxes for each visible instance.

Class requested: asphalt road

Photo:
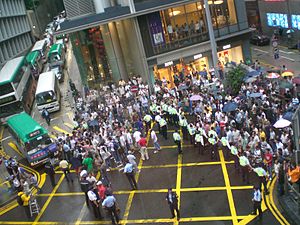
[0,43,293,225]
[0,122,288,225]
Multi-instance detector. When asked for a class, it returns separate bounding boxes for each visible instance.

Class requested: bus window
[0,83,14,96]
[0,101,23,118]
[26,134,51,152]
[36,91,57,105]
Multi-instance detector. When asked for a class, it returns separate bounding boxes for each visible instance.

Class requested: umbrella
[178,84,188,91]
[249,92,262,98]
[199,71,207,76]
[280,81,293,89]
[286,29,295,34]
[190,95,201,101]
[273,118,291,128]
[282,71,294,77]
[222,102,238,113]
[283,111,294,121]
[245,77,257,83]
[246,70,260,77]
[292,77,300,84]
[266,72,280,79]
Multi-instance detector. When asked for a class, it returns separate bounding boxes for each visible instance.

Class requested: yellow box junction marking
[52,126,72,135]
[32,174,65,225]
[8,142,24,157]
[219,150,238,225]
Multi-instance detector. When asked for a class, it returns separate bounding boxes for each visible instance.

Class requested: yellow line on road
[64,122,74,129]
[266,177,290,225]
[174,154,182,225]
[32,175,65,225]
[219,150,238,225]
[52,126,72,135]
[0,126,4,140]
[8,141,24,157]
[141,160,233,169]
[148,144,193,150]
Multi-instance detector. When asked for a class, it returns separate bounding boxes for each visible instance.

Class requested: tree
[224,65,246,96]
[24,0,40,10]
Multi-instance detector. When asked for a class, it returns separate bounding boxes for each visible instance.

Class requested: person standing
[59,159,73,182]
[251,186,262,220]
[45,162,56,187]
[123,160,138,190]
[159,117,168,140]
[127,151,139,172]
[41,108,51,125]
[80,176,91,207]
[166,188,180,220]
[17,191,31,219]
[138,136,149,161]
[150,129,161,154]
[143,114,152,134]
[253,166,269,195]
[173,130,182,154]
[102,193,120,225]
[239,153,250,184]
[87,186,103,219]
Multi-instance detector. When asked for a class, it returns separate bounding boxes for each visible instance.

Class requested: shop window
[184,3,198,13]
[226,0,237,25]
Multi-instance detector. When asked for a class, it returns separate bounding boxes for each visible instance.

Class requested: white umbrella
[190,95,201,101]
[273,118,291,129]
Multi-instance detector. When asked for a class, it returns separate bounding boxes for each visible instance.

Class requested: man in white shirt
[133,130,142,147]
[87,187,103,219]
[150,129,161,153]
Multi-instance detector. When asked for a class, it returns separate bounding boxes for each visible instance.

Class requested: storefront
[151,40,246,87]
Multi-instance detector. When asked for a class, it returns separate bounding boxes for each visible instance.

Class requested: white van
[35,71,61,113]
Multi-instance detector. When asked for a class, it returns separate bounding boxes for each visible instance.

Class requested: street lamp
[203,0,219,78]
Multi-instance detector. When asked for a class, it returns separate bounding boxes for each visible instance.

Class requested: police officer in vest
[253,166,269,195]
[208,133,217,160]
[159,117,168,140]
[143,114,152,134]
[173,130,182,154]
[195,129,204,155]
[179,115,188,140]
[187,123,196,145]
[239,152,250,184]
[220,136,231,160]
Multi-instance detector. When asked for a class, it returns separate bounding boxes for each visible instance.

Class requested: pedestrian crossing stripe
[52,126,72,135]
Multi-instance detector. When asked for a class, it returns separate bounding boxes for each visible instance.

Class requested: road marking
[219,150,238,225]
[66,112,74,121]
[52,126,72,135]
[64,122,74,129]
[1,135,11,141]
[253,48,269,54]
[155,130,175,134]
[8,141,24,157]
[280,55,295,62]
[266,177,290,225]
[279,50,295,54]
[148,144,193,150]
[174,154,182,225]
[32,175,65,225]
[75,203,87,225]
[123,122,153,225]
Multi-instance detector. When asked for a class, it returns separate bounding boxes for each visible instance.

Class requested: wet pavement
[0,123,289,225]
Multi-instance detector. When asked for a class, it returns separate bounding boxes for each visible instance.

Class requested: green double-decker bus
[7,112,58,167]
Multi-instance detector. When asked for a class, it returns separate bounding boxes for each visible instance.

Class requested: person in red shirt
[264,149,273,180]
[96,181,107,201]
[138,136,149,160]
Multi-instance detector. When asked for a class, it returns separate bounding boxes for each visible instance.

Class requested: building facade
[58,0,252,88]
[257,0,300,45]
[0,0,33,68]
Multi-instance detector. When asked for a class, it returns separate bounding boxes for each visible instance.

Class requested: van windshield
[36,91,56,105]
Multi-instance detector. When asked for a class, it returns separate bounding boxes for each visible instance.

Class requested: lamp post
[204,0,219,78]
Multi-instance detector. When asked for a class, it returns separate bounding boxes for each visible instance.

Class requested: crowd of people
[11,60,300,222]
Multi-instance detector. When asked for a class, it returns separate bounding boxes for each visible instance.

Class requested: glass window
[36,91,56,105]
[184,3,198,13]
[0,83,14,96]
[227,0,237,25]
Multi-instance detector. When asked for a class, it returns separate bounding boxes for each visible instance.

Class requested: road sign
[130,85,139,93]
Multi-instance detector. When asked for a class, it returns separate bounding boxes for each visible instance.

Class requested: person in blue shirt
[123,160,138,190]
[251,186,262,219]
[102,193,120,225]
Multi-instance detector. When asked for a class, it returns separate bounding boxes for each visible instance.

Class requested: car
[50,66,64,83]
[250,34,270,46]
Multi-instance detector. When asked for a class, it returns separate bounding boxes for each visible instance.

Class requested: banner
[147,12,165,46]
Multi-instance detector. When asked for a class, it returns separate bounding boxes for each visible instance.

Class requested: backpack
[17,195,23,206]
